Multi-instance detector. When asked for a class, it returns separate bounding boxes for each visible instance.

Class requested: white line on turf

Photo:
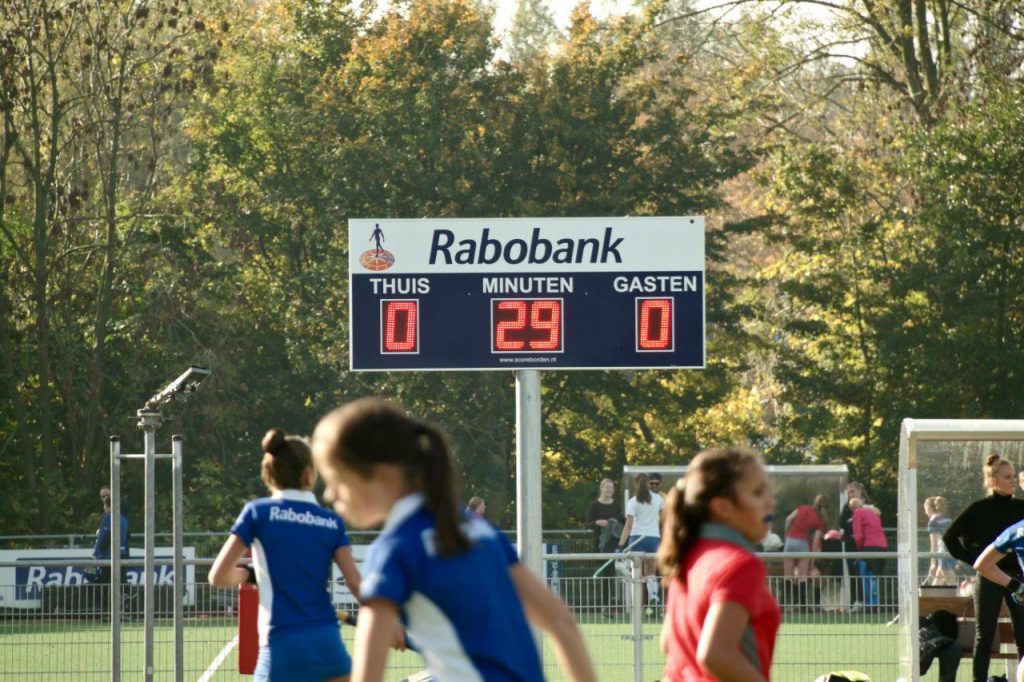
[198,634,239,682]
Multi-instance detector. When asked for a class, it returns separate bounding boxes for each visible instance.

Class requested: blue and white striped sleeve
[360,536,414,606]
[993,519,1024,555]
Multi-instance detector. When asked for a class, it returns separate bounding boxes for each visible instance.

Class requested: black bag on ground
[920,610,962,682]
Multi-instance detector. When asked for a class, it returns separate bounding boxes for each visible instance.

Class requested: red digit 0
[383,301,418,352]
[638,299,672,350]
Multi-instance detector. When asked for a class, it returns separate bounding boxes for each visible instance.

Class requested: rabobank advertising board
[349,217,704,371]
[0,548,197,609]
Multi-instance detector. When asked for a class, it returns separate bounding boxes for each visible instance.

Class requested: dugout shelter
[622,463,850,540]
[897,419,1024,680]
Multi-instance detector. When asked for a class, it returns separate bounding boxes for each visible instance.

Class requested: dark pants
[844,539,864,603]
[92,563,132,614]
[972,575,1024,681]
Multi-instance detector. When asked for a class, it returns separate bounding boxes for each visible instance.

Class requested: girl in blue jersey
[311,397,597,682]
[974,518,1024,682]
[210,428,361,682]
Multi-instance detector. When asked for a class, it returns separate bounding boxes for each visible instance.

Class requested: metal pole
[631,555,644,682]
[172,436,184,682]
[515,369,543,657]
[515,369,543,578]
[110,436,121,682]
[138,409,161,682]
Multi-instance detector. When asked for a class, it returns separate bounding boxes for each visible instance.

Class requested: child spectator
[924,496,956,586]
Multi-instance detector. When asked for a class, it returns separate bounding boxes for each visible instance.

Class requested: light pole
[111,366,210,682]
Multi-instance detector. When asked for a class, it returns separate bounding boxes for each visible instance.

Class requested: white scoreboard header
[349,217,704,275]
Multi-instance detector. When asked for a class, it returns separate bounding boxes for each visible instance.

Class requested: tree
[507,0,558,64]
[0,0,218,529]
[739,0,1024,510]
[175,0,773,530]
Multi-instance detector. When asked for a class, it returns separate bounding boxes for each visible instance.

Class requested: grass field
[0,613,947,681]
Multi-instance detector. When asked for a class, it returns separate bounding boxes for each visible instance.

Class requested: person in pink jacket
[851,498,887,550]
[850,498,887,608]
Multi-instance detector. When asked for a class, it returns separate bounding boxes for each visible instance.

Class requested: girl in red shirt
[783,495,827,610]
[658,447,781,682]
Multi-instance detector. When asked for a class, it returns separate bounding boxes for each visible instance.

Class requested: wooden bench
[920,594,1018,659]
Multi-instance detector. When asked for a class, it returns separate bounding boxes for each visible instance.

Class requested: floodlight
[142,366,211,410]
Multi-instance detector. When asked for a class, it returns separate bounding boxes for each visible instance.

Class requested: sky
[489,0,839,38]
[490,0,634,37]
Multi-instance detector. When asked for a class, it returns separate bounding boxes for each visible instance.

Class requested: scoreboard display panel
[349,217,704,371]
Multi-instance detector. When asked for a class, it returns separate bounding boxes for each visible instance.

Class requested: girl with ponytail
[312,397,596,682]
[209,428,361,682]
[657,446,780,682]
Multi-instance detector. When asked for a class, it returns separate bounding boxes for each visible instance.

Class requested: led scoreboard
[349,217,704,371]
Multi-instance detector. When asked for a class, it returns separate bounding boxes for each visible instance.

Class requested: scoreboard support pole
[515,369,543,652]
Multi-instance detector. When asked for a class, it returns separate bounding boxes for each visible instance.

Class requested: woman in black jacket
[943,453,1024,682]
[585,478,624,616]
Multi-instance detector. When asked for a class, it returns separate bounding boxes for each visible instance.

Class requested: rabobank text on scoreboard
[349,217,705,371]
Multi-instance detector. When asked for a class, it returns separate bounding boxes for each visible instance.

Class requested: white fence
[0,551,909,681]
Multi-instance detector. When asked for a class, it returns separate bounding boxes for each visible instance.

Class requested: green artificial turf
[0,614,981,681]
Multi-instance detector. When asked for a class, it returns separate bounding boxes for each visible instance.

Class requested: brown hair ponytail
[985,453,1011,494]
[313,398,470,557]
[417,424,471,556]
[658,446,760,584]
[658,480,698,583]
[260,428,312,491]
[634,473,651,504]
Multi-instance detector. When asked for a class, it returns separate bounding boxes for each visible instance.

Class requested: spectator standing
[648,472,665,501]
[924,496,956,586]
[586,478,624,617]
[92,488,129,585]
[585,478,623,554]
[465,496,486,517]
[783,495,827,610]
[99,484,131,519]
[943,453,1024,682]
[657,446,779,682]
[619,473,665,609]
[850,498,887,608]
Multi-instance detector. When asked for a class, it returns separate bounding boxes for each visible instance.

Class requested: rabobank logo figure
[359,223,395,271]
